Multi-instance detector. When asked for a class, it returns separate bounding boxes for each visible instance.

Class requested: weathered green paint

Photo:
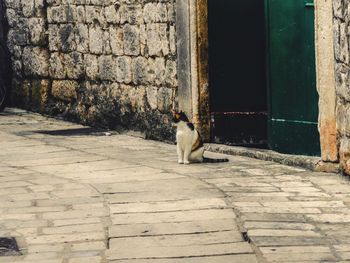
[266,0,320,156]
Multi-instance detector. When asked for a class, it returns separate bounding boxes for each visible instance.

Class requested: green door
[266,0,320,156]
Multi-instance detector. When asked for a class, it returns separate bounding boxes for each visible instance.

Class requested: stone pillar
[315,0,338,162]
[176,0,210,141]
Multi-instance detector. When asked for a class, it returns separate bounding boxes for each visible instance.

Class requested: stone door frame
[314,0,338,162]
[176,0,338,162]
[176,0,210,141]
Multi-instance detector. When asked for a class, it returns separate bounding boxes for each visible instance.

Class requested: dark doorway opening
[208,0,268,148]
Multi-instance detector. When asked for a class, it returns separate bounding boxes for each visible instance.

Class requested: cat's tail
[203,157,229,163]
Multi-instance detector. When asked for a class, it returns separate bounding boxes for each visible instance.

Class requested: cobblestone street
[1,109,350,263]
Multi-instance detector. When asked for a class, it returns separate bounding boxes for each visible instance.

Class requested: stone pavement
[0,109,350,263]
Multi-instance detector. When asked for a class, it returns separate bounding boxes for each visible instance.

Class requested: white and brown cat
[173,111,229,164]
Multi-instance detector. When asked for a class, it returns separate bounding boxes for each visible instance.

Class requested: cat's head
[172,110,189,124]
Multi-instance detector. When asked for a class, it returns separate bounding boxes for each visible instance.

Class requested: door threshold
[206,143,339,174]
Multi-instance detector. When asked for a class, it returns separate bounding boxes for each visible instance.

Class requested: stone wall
[333,0,350,174]
[5,0,178,140]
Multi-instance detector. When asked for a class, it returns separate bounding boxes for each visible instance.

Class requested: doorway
[207,0,320,156]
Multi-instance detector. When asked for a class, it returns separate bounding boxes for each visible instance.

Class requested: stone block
[35,0,45,16]
[110,26,124,56]
[28,18,47,45]
[123,24,140,56]
[146,86,158,110]
[31,79,50,110]
[85,54,99,79]
[49,52,66,79]
[167,3,175,23]
[335,63,350,101]
[139,24,147,55]
[76,5,86,23]
[7,25,28,47]
[338,23,349,63]
[157,87,173,113]
[21,0,35,17]
[48,6,66,23]
[48,24,60,51]
[89,25,103,54]
[64,52,85,79]
[6,8,19,28]
[132,56,147,84]
[333,0,344,19]
[98,55,117,81]
[23,47,49,77]
[75,24,89,53]
[86,5,105,25]
[5,0,21,10]
[146,23,170,56]
[144,3,168,23]
[119,4,143,24]
[46,0,61,5]
[116,56,132,83]
[133,86,147,112]
[59,24,76,52]
[52,80,78,102]
[105,5,119,24]
[148,57,165,85]
[164,60,177,87]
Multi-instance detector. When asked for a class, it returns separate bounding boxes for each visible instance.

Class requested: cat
[173,110,229,164]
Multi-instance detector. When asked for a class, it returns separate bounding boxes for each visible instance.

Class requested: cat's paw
[178,160,184,164]
[184,160,190,165]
